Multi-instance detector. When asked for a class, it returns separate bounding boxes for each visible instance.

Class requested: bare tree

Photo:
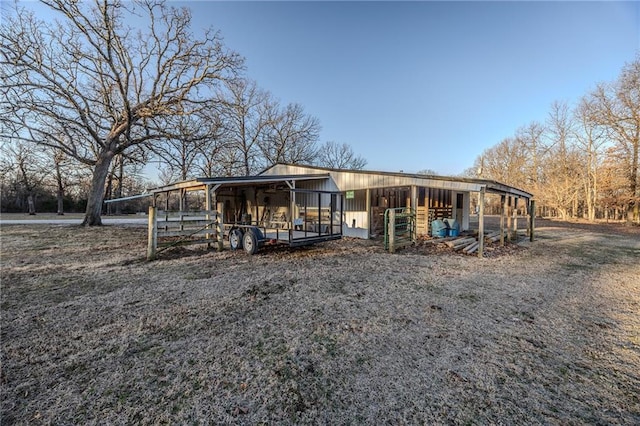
[417,168,439,175]
[543,101,581,219]
[103,151,146,214]
[218,79,272,176]
[260,102,320,168]
[475,137,528,190]
[0,0,242,225]
[574,95,609,221]
[151,114,212,183]
[316,141,367,170]
[591,56,640,225]
[515,121,547,195]
[52,149,69,215]
[0,141,48,214]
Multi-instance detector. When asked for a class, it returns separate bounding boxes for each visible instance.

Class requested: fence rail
[148,207,222,260]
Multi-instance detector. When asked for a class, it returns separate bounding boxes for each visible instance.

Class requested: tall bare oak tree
[0,0,242,225]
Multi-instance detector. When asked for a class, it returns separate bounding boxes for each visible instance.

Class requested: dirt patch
[1,222,639,424]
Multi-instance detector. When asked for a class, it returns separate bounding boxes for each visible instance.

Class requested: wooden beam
[506,196,512,243]
[290,181,296,234]
[500,194,506,246]
[366,188,371,239]
[388,209,396,253]
[205,184,212,249]
[512,197,519,241]
[478,186,485,258]
[411,185,418,213]
[529,199,536,242]
[213,190,223,252]
[147,205,157,261]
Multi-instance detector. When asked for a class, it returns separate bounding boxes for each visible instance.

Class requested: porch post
[205,184,211,249]
[478,186,485,258]
[506,196,512,243]
[213,189,223,252]
[512,197,519,241]
[290,181,296,233]
[147,203,157,261]
[529,199,536,242]
[500,194,506,246]
[388,209,396,254]
[366,188,371,239]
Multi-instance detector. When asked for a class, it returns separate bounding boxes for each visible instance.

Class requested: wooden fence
[147,206,222,260]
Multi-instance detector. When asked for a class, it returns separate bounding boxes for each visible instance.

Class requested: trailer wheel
[243,230,258,255]
[229,229,243,250]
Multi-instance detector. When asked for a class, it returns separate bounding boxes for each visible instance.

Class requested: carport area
[145,174,343,259]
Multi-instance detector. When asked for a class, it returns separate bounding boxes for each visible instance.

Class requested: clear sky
[8,1,640,176]
[180,0,639,175]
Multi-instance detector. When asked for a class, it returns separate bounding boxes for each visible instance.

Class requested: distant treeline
[467,55,639,225]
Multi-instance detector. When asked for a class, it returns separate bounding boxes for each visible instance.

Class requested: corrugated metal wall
[263,164,482,192]
[261,165,479,237]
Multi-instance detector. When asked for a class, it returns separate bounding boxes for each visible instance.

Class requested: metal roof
[261,164,533,199]
[105,165,532,204]
[147,173,332,194]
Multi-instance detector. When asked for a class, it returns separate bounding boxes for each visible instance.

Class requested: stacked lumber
[435,231,507,255]
[462,241,479,254]
[484,230,505,243]
[444,237,475,250]
[441,236,477,254]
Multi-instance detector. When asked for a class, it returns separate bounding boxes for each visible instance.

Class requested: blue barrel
[445,218,459,237]
[431,219,447,237]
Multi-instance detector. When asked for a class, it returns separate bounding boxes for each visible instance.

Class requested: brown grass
[1,220,639,424]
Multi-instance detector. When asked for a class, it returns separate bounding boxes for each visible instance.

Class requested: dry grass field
[1,219,639,424]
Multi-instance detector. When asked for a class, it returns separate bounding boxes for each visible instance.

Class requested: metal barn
[261,164,533,239]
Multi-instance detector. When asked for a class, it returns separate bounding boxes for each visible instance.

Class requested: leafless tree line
[0,0,365,223]
[150,78,366,184]
[468,56,640,225]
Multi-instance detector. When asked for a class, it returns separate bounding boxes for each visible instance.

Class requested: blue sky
[11,1,640,176]
[180,1,639,175]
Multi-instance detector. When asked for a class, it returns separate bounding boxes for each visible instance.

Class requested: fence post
[147,205,157,261]
[212,187,224,251]
[388,209,396,253]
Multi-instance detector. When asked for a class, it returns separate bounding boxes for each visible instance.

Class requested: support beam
[512,197,519,241]
[411,185,418,214]
[387,209,396,254]
[205,184,212,249]
[500,194,506,246]
[411,185,418,239]
[478,186,485,258]
[366,188,371,238]
[506,196,512,243]
[213,190,223,251]
[147,205,157,261]
[529,199,536,242]
[290,181,296,233]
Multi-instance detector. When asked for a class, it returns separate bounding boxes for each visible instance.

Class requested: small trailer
[143,174,343,259]
[226,192,342,254]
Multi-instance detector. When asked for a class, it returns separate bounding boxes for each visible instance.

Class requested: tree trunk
[27,194,36,215]
[57,190,64,215]
[55,160,64,215]
[114,155,123,215]
[627,136,639,226]
[82,151,115,226]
